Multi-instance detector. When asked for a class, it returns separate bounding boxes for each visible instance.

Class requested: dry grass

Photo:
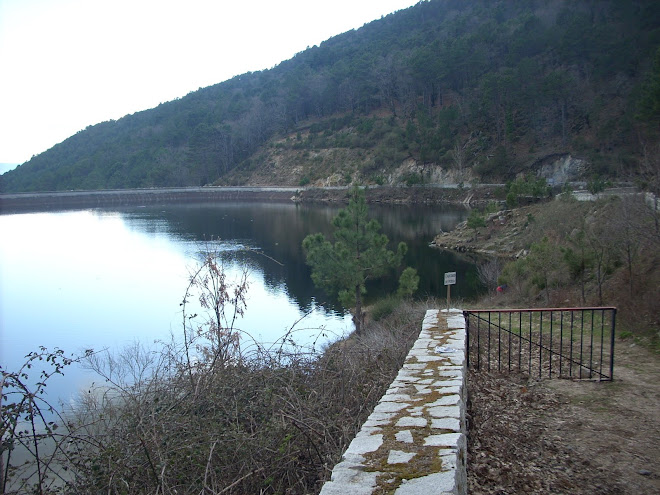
[2,299,432,495]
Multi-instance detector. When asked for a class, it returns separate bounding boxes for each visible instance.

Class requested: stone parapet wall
[320,309,467,495]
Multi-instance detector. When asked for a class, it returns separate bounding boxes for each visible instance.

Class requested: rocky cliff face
[536,154,588,186]
[221,133,479,188]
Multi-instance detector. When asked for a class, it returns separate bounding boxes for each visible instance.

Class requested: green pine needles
[302,186,410,334]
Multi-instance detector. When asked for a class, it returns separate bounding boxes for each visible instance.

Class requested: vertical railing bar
[609,309,616,381]
[569,311,574,377]
[549,310,554,378]
[579,309,585,379]
[508,311,512,372]
[600,309,605,379]
[539,311,543,379]
[487,311,492,372]
[498,311,502,372]
[589,310,595,379]
[477,314,481,371]
[528,311,532,376]
[559,311,564,377]
[518,311,522,371]
[465,312,470,370]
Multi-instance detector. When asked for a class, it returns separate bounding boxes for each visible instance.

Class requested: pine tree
[302,187,407,334]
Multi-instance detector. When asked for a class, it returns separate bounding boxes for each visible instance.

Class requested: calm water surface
[0,201,479,405]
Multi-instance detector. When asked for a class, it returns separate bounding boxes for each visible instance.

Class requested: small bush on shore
[467,208,486,229]
[370,294,401,321]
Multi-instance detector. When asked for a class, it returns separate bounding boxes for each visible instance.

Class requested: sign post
[444,271,456,309]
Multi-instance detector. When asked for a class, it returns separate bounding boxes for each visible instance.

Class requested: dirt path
[467,340,660,494]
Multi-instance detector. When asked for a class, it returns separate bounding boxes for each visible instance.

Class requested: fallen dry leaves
[467,342,660,494]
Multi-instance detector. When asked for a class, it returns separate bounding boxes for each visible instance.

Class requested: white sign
[444,272,456,285]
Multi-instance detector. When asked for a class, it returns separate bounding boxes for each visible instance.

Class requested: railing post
[539,311,543,379]
[609,308,617,381]
[508,312,512,372]
[518,311,522,371]
[487,312,491,372]
[528,311,533,375]
[580,309,585,379]
[549,310,553,377]
[559,311,564,377]
[600,309,605,379]
[589,310,595,379]
[464,311,470,370]
[569,311,574,377]
[477,314,481,371]
[497,311,501,372]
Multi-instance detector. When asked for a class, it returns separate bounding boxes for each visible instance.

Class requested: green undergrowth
[467,194,660,353]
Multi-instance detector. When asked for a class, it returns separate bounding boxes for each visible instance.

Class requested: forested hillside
[2,0,659,192]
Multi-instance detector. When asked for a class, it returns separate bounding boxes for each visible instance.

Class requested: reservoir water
[0,201,480,406]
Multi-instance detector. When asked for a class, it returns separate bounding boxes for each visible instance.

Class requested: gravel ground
[467,341,660,494]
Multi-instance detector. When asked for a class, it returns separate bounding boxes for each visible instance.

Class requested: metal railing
[464,308,616,380]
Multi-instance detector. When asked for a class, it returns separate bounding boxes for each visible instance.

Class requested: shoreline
[430,206,538,260]
[0,186,299,212]
[0,184,502,212]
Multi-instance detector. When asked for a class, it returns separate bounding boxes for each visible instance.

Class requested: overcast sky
[0,0,419,167]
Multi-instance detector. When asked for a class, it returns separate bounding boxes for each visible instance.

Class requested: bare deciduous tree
[476,258,501,293]
[451,138,466,173]
[1,348,93,495]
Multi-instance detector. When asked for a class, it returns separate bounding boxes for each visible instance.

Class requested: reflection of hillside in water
[117,202,480,313]
[370,204,467,240]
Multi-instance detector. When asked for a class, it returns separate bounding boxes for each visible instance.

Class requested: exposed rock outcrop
[431,207,534,259]
[535,154,588,186]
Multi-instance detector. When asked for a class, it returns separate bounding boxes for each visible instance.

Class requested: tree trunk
[580,261,586,304]
[354,284,363,334]
[596,259,604,306]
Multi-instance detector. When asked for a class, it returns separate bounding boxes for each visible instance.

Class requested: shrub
[398,267,420,298]
[467,209,486,229]
[506,191,518,207]
[370,295,400,321]
[401,172,423,187]
[587,176,611,194]
[505,175,551,204]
